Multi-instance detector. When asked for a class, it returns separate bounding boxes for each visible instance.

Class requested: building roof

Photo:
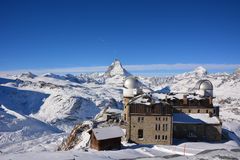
[92,126,124,140]
[173,113,220,124]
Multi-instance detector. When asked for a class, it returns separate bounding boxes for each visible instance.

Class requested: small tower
[123,77,141,122]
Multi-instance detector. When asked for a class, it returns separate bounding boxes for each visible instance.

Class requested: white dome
[195,80,213,90]
[124,77,139,89]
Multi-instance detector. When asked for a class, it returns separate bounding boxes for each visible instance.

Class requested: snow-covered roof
[173,113,220,124]
[157,93,204,100]
[152,93,167,100]
[92,126,124,140]
[131,96,152,105]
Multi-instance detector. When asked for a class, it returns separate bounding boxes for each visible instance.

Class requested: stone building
[123,78,222,145]
[123,77,173,145]
[169,80,222,141]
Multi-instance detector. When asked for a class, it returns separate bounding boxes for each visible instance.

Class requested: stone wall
[129,115,172,145]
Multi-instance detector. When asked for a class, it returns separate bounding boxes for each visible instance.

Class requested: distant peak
[19,72,37,79]
[105,59,131,77]
[234,67,240,75]
[42,73,56,77]
[175,66,208,78]
[42,73,63,79]
[193,66,208,76]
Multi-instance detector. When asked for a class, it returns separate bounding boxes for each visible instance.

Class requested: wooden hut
[90,126,124,151]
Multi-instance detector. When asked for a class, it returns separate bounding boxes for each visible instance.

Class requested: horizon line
[0,63,239,75]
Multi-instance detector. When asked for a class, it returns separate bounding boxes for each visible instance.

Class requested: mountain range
[0,59,239,157]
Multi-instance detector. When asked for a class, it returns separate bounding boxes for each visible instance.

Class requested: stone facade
[124,97,173,145]
[129,115,172,145]
[122,78,222,145]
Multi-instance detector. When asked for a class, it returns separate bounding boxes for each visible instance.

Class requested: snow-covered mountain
[0,60,240,159]
[104,59,131,77]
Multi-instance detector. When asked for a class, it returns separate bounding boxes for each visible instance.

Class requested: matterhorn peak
[193,66,208,76]
[105,59,131,77]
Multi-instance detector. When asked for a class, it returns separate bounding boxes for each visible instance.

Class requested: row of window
[155,124,168,131]
[137,117,144,122]
[138,129,168,141]
[137,117,169,123]
[155,117,168,121]
[155,135,168,140]
[178,109,211,113]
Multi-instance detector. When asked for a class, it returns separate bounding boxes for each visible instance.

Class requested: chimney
[183,95,188,105]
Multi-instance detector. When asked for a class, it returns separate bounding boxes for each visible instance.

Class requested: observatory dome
[124,77,139,89]
[195,80,213,90]
[194,80,213,97]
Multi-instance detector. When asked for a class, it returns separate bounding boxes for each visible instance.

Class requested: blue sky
[0,0,240,75]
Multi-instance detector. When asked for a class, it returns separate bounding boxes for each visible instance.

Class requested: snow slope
[0,105,61,152]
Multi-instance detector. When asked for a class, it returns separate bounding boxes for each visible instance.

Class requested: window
[189,109,191,113]
[163,117,165,121]
[206,110,208,113]
[124,114,126,120]
[166,117,168,121]
[138,117,144,123]
[159,117,161,121]
[198,109,200,113]
[155,135,157,140]
[162,135,164,140]
[156,124,161,131]
[138,117,140,122]
[162,124,168,131]
[158,135,160,140]
[165,135,167,140]
[138,129,143,139]
[156,117,158,121]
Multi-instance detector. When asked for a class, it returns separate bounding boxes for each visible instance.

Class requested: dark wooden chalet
[90,126,124,151]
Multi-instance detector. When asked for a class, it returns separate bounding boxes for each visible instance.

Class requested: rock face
[105,59,131,77]
[57,122,92,151]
